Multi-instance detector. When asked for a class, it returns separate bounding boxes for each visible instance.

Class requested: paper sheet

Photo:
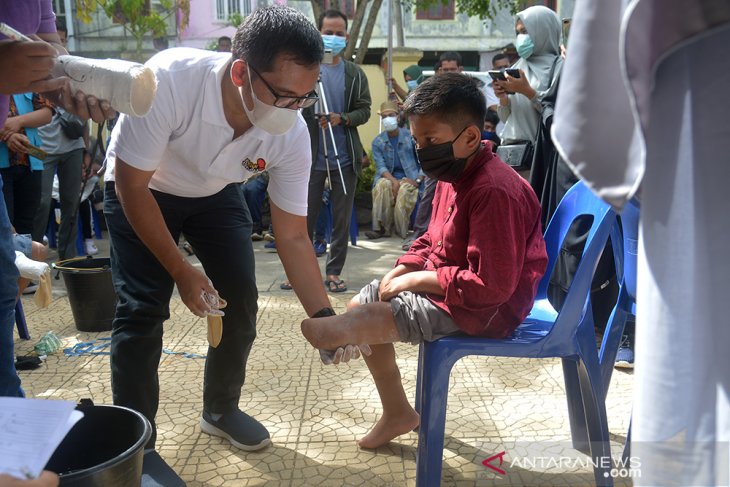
[0,398,83,479]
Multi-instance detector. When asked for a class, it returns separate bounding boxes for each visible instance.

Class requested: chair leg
[562,358,589,454]
[599,290,630,397]
[416,343,457,487]
[575,325,613,487]
[15,300,30,340]
[414,344,424,414]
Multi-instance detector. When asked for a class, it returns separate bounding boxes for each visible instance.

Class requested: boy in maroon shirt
[301,73,548,448]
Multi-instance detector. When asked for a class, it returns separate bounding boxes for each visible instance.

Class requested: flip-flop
[279,281,293,290]
[324,278,347,293]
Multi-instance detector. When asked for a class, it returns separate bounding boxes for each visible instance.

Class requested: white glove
[15,251,49,280]
[319,344,372,365]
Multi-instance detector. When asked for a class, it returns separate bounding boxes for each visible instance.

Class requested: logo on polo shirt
[242,157,266,172]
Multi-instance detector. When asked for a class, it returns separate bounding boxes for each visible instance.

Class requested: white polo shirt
[105,47,312,216]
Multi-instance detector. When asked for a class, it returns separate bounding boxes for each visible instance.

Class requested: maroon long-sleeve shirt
[396,147,548,338]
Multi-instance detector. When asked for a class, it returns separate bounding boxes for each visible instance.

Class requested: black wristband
[312,307,336,318]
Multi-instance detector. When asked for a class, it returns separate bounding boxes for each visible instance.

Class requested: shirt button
[437,240,442,246]
[448,207,453,213]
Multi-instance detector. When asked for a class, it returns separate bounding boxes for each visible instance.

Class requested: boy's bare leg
[301,297,419,448]
[301,300,400,349]
[358,343,419,448]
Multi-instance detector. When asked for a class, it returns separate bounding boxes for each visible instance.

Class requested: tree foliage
[76,0,190,58]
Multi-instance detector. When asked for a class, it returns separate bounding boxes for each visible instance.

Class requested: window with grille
[216,0,252,22]
[416,0,455,20]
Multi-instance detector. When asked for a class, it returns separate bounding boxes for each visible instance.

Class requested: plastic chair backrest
[620,198,639,301]
[537,181,615,299]
[538,182,616,351]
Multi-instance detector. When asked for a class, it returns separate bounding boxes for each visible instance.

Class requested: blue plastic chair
[598,197,639,396]
[414,181,617,487]
[15,300,30,340]
[322,199,359,246]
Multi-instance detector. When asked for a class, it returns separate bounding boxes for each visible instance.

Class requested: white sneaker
[85,239,99,255]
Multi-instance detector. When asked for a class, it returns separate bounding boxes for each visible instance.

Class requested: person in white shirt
[103,6,358,453]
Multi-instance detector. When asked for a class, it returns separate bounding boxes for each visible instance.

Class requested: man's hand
[390,178,400,200]
[318,112,342,128]
[0,40,66,95]
[0,471,59,487]
[170,262,220,317]
[6,133,30,153]
[60,88,116,123]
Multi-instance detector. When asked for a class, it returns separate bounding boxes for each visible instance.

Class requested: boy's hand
[379,274,414,301]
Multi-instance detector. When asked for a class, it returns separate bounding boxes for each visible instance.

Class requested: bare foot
[357,409,420,449]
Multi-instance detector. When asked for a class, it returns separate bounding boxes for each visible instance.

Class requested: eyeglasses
[247,63,319,109]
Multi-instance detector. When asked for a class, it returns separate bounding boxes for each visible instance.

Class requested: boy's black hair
[439,51,462,66]
[485,108,500,126]
[403,73,486,131]
[232,6,324,72]
[318,9,348,32]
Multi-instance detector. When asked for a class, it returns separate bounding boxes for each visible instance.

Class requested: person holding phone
[493,5,562,174]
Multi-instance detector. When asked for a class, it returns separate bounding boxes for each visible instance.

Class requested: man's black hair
[318,9,348,32]
[232,6,324,72]
[218,35,232,43]
[485,108,500,126]
[403,73,486,131]
[55,18,66,34]
[439,51,462,66]
[491,53,508,67]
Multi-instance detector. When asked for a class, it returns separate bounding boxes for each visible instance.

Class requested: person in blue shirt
[366,101,422,240]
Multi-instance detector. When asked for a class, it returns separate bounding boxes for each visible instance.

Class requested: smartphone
[322,49,334,64]
[505,68,521,79]
[23,141,47,160]
[488,70,507,82]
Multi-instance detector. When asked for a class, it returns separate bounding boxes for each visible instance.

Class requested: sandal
[279,281,293,290]
[324,277,347,293]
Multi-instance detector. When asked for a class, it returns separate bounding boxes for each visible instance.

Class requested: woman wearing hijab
[494,5,562,169]
[390,64,423,102]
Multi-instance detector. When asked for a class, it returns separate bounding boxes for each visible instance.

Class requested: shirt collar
[454,144,493,187]
[202,55,235,127]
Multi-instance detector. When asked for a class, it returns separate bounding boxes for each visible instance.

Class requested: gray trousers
[307,168,357,277]
[32,148,83,260]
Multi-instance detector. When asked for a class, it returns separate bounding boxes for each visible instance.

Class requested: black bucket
[45,404,152,487]
[53,257,117,332]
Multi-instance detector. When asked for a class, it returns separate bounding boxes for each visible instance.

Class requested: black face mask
[416,126,478,183]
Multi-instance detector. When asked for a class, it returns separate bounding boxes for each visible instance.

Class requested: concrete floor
[14,231,634,486]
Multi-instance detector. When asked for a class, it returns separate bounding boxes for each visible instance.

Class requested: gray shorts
[13,234,33,259]
[358,279,461,345]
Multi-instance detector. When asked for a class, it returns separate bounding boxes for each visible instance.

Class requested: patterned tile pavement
[13,234,634,486]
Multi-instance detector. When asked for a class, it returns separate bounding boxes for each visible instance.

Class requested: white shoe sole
[614,360,634,369]
[200,417,271,451]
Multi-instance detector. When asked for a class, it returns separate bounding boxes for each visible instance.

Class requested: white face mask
[238,63,298,136]
[382,116,398,132]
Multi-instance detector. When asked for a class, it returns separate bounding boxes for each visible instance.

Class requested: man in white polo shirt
[103,6,345,452]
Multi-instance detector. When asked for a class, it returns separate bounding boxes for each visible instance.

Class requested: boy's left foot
[357,409,420,449]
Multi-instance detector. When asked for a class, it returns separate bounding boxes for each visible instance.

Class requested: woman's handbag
[496,140,534,171]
